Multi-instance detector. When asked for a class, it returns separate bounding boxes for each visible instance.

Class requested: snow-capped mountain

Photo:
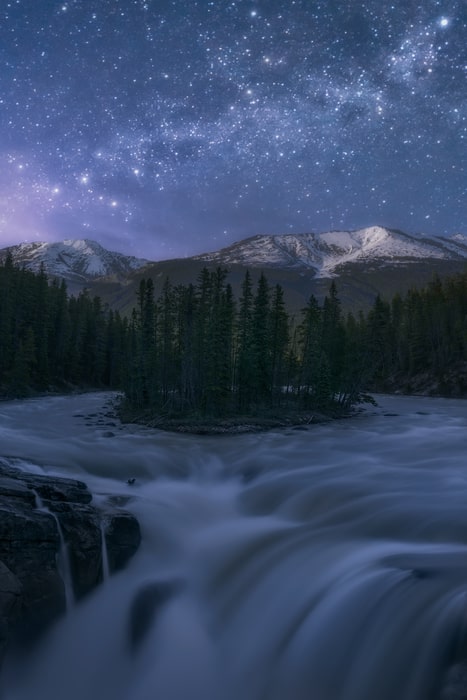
[194,226,467,277]
[3,228,467,285]
[2,227,467,312]
[0,239,150,284]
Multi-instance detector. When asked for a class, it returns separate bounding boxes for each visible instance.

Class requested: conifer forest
[1,252,467,416]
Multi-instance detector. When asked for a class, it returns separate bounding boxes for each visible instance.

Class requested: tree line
[2,252,466,410]
[125,269,370,415]
[364,274,467,395]
[0,253,128,396]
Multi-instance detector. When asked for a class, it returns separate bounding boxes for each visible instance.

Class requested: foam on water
[2,392,467,699]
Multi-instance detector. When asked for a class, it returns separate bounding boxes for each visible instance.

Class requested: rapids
[1,391,467,699]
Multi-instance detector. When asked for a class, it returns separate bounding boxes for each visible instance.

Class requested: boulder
[0,462,141,660]
[0,562,22,660]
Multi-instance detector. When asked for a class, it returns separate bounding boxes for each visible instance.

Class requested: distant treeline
[122,267,467,413]
[125,269,362,414]
[1,252,467,410]
[0,253,127,396]
[365,275,467,395]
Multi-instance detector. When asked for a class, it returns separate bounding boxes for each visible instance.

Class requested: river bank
[116,404,340,434]
[115,393,372,435]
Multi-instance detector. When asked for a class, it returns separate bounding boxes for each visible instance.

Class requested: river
[1,391,467,700]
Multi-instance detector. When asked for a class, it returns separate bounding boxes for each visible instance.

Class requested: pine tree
[32,263,50,387]
[252,272,271,403]
[158,278,176,405]
[236,270,255,411]
[49,279,71,382]
[0,253,15,384]
[203,268,232,413]
[137,278,157,404]
[178,283,197,409]
[297,294,322,406]
[321,281,345,399]
[11,327,36,397]
[366,295,394,382]
[269,284,289,405]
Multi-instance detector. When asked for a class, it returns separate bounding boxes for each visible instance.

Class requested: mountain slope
[194,226,467,277]
[0,239,150,287]
[2,227,467,313]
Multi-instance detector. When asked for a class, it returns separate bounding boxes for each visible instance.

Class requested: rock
[0,462,141,661]
[0,462,91,504]
[0,502,64,640]
[104,511,141,572]
[0,562,22,660]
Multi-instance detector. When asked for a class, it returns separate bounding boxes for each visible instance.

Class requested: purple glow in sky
[0,0,465,259]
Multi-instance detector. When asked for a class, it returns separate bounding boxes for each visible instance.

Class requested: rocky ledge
[0,458,141,662]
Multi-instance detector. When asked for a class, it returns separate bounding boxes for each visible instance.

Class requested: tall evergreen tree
[251,272,271,402]
[236,270,255,411]
[298,294,322,406]
[321,281,345,399]
[269,284,289,405]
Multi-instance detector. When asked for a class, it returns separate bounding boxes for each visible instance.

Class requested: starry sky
[0,0,465,260]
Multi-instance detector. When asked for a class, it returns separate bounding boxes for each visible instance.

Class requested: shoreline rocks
[0,459,141,661]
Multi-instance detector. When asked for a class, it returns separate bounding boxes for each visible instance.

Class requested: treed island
[1,251,467,431]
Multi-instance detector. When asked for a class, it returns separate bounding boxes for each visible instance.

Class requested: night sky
[0,0,465,259]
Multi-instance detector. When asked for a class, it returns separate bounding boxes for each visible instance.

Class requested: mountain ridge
[193,226,467,277]
[0,238,150,286]
[2,227,467,312]
[2,227,467,284]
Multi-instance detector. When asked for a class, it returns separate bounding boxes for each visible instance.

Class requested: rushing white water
[32,491,75,611]
[2,391,467,699]
[100,521,110,582]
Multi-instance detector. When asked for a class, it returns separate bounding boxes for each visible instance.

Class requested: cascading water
[2,392,467,699]
[32,490,75,610]
[100,520,110,582]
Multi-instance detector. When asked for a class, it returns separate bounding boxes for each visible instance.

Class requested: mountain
[0,239,150,293]
[194,226,467,277]
[2,227,467,313]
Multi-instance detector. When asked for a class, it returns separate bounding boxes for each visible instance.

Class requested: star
[0,0,464,258]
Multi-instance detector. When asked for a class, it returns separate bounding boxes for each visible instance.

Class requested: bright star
[438,17,450,28]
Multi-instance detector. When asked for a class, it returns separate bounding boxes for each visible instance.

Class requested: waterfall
[33,491,75,610]
[100,520,110,581]
[3,391,467,699]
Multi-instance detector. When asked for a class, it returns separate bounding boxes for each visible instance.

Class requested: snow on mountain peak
[2,228,467,289]
[194,226,466,276]
[0,238,150,282]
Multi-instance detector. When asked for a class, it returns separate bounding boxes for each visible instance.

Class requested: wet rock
[0,562,22,660]
[0,463,141,660]
[0,477,36,506]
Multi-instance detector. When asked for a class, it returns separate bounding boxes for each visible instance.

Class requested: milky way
[0,0,465,258]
